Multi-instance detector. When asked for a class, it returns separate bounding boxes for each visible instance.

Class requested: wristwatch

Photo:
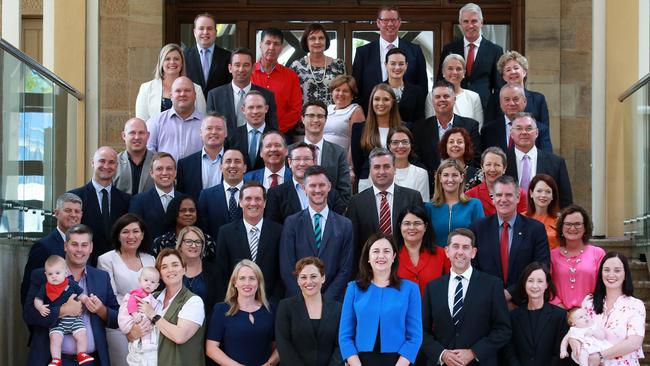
[151,315,162,324]
[598,352,604,362]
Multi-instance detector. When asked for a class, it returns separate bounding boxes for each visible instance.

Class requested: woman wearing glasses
[387,126,430,201]
[549,205,605,309]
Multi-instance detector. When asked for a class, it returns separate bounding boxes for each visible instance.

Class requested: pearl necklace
[307,55,329,84]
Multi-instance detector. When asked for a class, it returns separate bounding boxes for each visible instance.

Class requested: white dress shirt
[372,183,395,224]
[379,37,400,81]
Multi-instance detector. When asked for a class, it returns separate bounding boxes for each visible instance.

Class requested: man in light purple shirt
[146,76,205,161]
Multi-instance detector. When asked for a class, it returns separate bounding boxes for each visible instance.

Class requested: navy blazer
[20,230,65,305]
[352,38,428,113]
[215,219,283,303]
[505,148,573,208]
[438,38,504,108]
[206,83,279,131]
[184,45,232,98]
[480,117,553,153]
[68,182,131,265]
[197,183,242,239]
[485,88,550,127]
[421,269,511,366]
[243,167,292,186]
[265,180,347,225]
[23,266,119,366]
[280,209,354,301]
[395,81,426,124]
[176,150,208,201]
[470,214,550,301]
[230,124,276,171]
[129,187,183,240]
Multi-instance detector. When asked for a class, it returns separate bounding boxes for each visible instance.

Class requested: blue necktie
[314,213,322,249]
[249,129,260,167]
[452,275,464,326]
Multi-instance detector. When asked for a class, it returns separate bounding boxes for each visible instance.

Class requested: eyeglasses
[182,239,203,247]
[389,139,411,147]
[400,221,425,228]
[563,222,584,229]
[378,18,400,24]
[179,208,197,213]
[290,157,314,163]
[303,113,327,119]
[511,127,537,133]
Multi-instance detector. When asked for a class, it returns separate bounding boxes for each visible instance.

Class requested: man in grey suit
[292,101,352,205]
[206,47,278,131]
[113,117,155,195]
[280,166,354,301]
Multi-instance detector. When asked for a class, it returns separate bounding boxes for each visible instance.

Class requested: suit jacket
[184,45,232,97]
[289,140,352,205]
[265,180,347,225]
[346,185,424,267]
[275,295,343,366]
[505,148,573,208]
[215,219,283,303]
[280,209,354,301]
[20,229,66,305]
[68,182,131,265]
[470,214,550,301]
[395,81,426,124]
[206,83,279,131]
[485,89,550,128]
[176,148,232,201]
[113,149,155,195]
[438,38,504,108]
[352,38,428,113]
[129,187,182,241]
[23,266,119,366]
[243,167,293,187]
[230,124,276,171]
[480,117,553,153]
[197,183,242,239]
[504,303,570,366]
[421,269,511,366]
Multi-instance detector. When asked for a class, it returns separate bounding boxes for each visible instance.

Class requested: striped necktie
[249,226,259,261]
[314,213,322,249]
[379,191,392,235]
[452,275,464,326]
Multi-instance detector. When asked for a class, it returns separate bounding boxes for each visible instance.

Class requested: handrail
[0,38,84,100]
[619,73,650,102]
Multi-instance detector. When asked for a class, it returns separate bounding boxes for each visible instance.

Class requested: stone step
[591,236,637,258]
[631,259,650,281]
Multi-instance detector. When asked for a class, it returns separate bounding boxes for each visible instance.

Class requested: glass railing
[620,74,650,245]
[0,38,82,365]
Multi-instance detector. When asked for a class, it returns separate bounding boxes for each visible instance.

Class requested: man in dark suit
[470,175,550,306]
[230,90,276,171]
[481,84,553,152]
[216,181,283,303]
[130,152,183,240]
[293,101,352,205]
[346,147,423,266]
[411,80,481,175]
[422,228,511,366]
[23,224,119,366]
[280,166,354,301]
[20,193,83,305]
[184,13,232,98]
[176,113,227,200]
[69,147,130,265]
[197,149,246,239]
[113,117,155,195]
[438,3,504,109]
[352,5,428,113]
[206,47,278,131]
[243,131,291,189]
[505,112,573,207]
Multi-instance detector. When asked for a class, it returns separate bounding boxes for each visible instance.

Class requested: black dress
[358,322,401,365]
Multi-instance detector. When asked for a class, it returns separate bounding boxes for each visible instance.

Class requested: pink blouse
[582,295,646,365]
[550,245,606,309]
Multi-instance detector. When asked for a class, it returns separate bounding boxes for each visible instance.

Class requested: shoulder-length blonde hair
[431,159,470,206]
[153,43,187,80]
[361,83,402,151]
[224,259,270,316]
[175,225,206,258]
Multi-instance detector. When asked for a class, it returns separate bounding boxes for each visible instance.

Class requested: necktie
[386,43,396,51]
[161,193,171,212]
[227,187,239,219]
[310,144,319,165]
[500,222,510,282]
[201,48,210,83]
[379,191,392,235]
[314,213,322,249]
[249,129,260,167]
[236,89,246,127]
[507,122,514,149]
[249,226,259,261]
[270,173,279,188]
[452,275,464,326]
[296,183,308,209]
[520,155,531,191]
[101,188,110,233]
[466,43,476,76]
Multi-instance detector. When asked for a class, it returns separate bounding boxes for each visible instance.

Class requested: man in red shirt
[251,28,302,136]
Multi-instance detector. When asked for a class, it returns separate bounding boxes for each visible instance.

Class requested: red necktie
[500,222,510,282]
[270,173,279,188]
[466,43,476,76]
[379,192,392,235]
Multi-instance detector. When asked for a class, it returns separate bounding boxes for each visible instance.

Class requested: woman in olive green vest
[139,248,206,366]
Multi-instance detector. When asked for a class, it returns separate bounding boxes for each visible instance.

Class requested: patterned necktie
[249,129,260,167]
[520,155,531,191]
[249,226,259,261]
[201,48,210,82]
[466,43,476,76]
[379,191,392,235]
[227,187,239,219]
[452,275,464,326]
[236,89,246,127]
[386,43,396,51]
[314,213,322,249]
[500,222,510,282]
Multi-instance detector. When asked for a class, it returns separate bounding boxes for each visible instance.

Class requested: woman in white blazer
[135,43,206,121]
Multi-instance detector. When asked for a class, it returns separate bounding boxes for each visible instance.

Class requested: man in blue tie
[230,90,276,171]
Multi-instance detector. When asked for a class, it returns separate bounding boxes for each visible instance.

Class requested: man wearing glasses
[352,5,428,114]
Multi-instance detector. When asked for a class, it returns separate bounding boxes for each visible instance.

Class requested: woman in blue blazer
[339,233,422,366]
